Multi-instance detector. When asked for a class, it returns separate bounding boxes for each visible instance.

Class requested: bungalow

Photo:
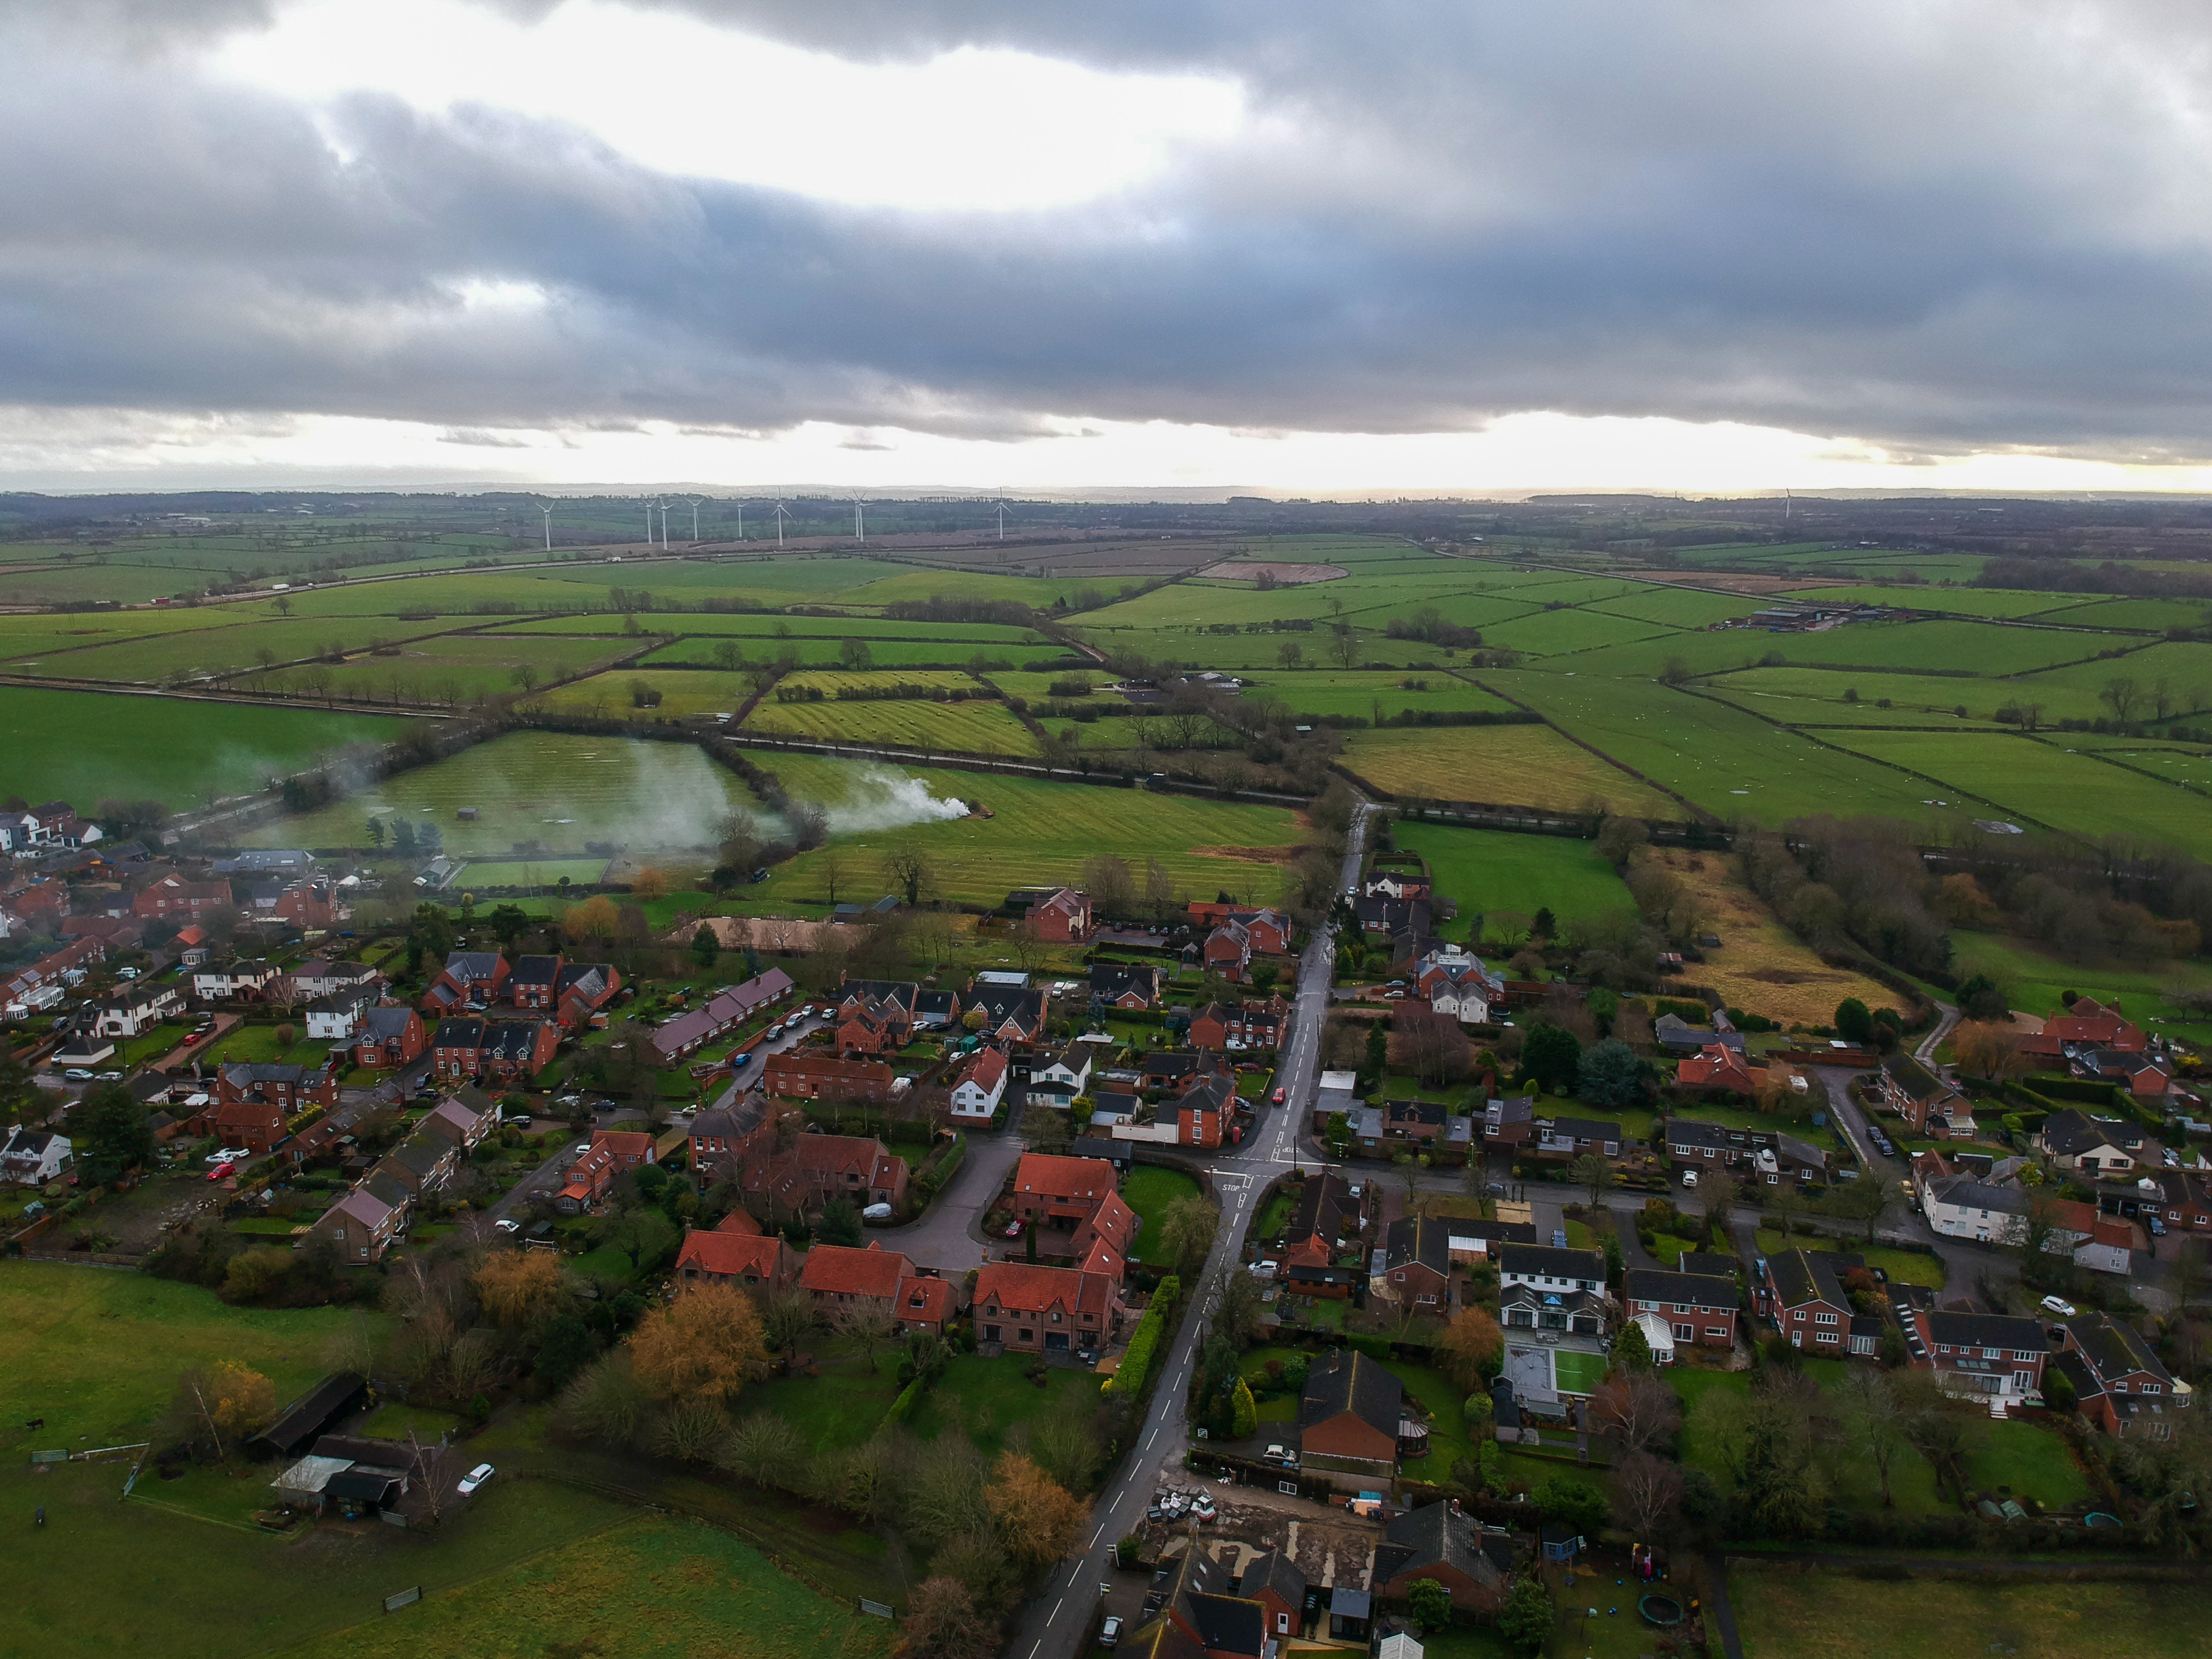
[304,987,377,1043]
[1623,1268,1739,1351]
[0,1127,71,1183]
[1089,963,1161,1010]
[649,965,789,1060]
[1752,1131,1830,1189]
[1665,1118,1741,1168]
[2019,998,2146,1063]
[949,1047,1010,1121]
[193,959,280,1002]
[88,981,184,1039]
[1877,1054,1976,1138]
[972,1262,1126,1353]
[1377,1216,1454,1312]
[352,1006,427,1070]
[1131,1536,1268,1659]
[1026,1044,1092,1107]
[764,1051,895,1101]
[1760,1250,1852,1353]
[2035,1109,2150,1178]
[1371,1499,1514,1617]
[555,1129,656,1212]
[1907,1308,2047,1406]
[420,950,510,1014]
[675,1215,798,1292]
[1652,1013,1744,1056]
[1298,1349,1405,1484]
[307,1189,400,1263]
[1676,1043,1757,1094]
[2056,1312,2191,1437]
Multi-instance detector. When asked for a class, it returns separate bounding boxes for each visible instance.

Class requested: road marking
[1052,1599,1064,1622]
[1089,1523,1104,1548]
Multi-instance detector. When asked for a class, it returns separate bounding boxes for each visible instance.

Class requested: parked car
[862,1202,892,1220]
[1270,1086,1286,1105]
[1100,1618,1123,1648]
[2040,1295,2078,1317]
[63,1068,93,1081]
[1003,1220,1024,1238]
[457,1463,494,1496]
[206,1162,237,1182]
[206,1147,251,1165]
[2149,1215,2167,1236]
[494,1218,521,1235]
[1681,1170,1699,1188]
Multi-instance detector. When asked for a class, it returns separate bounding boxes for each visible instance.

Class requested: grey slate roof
[1298,1350,1404,1438]
[1624,1267,1738,1311]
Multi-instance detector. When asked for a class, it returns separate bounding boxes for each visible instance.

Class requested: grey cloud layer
[6,1,2212,455]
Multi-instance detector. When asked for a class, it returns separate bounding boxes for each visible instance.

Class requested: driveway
[873,1126,1025,1272]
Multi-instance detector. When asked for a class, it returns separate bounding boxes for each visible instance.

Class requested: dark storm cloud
[7,0,2212,455]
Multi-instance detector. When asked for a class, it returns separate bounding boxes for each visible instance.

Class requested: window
[1815,1313,1839,1327]
[2145,1383,2162,1395]
[1673,1324,1694,1342]
[1705,1326,1728,1340]
[983,1325,1001,1342]
[1017,1328,1034,1342]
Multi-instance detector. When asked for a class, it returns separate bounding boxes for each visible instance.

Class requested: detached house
[835,978,919,1056]
[1298,1350,1406,1485]
[216,1060,336,1119]
[1906,1308,2047,1407]
[420,950,510,1014]
[948,1047,1010,1121]
[88,981,183,1039]
[304,987,377,1044]
[1533,1115,1623,1161]
[1026,1045,1092,1107]
[1007,886,1094,942]
[1190,999,1286,1052]
[1676,1043,1757,1094]
[1877,1054,1975,1138]
[2035,1110,2150,1178]
[0,1128,71,1183]
[1623,1268,1739,1351]
[307,1190,399,1263]
[2055,1312,2192,1437]
[799,1243,959,1334]
[972,1262,1127,1354]
[352,1006,427,1070]
[965,982,1047,1044]
[556,1129,657,1212]
[675,1215,798,1293]
[1371,1499,1514,1617]
[1759,1249,1855,1354]
[1377,1216,1454,1312]
[1090,963,1161,1010]
[133,874,229,921]
[739,1133,910,1217]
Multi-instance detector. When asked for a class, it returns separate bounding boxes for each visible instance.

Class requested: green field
[534,668,761,720]
[246,730,754,855]
[745,693,1042,757]
[1339,722,1680,816]
[1702,664,2048,724]
[1477,605,1677,657]
[0,1262,382,1456]
[1393,820,1632,927]
[1485,672,1965,824]
[1946,930,2212,1033]
[1236,669,1516,720]
[1827,730,2212,857]
[1584,585,1767,627]
[739,754,1304,910]
[1731,1569,2201,1659]
[0,685,403,812]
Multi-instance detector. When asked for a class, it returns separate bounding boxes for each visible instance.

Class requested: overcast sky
[7,0,2212,493]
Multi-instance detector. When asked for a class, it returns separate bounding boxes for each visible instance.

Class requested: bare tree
[833,1301,901,1373]
[1609,1449,1684,1536]
[817,845,847,907]
[1588,1371,1681,1452]
[882,842,934,908]
[1837,1366,1904,1507]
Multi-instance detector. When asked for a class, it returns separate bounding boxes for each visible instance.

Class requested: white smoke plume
[819,767,969,835]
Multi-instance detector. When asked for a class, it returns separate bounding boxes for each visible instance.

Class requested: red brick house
[1907,1307,2048,1406]
[765,1050,894,1101]
[1009,1152,1139,1268]
[1623,1267,1738,1350]
[507,954,563,1011]
[1297,1349,1405,1483]
[972,1262,1127,1353]
[1236,1550,1308,1644]
[1378,1216,1454,1311]
[556,1129,658,1212]
[215,1061,337,1118]
[554,962,622,1027]
[2056,1311,2188,1437]
[308,1189,400,1263]
[1089,963,1161,1010]
[1759,1249,1852,1352]
[353,1006,428,1070]
[1187,903,1292,955]
[835,979,918,1056]
[429,1017,560,1083]
[1676,1043,1757,1093]
[420,950,510,1014]
[675,1222,798,1292]
[1189,998,1286,1052]
[1168,1075,1234,1148]
[1011,886,1093,943]
[133,874,230,921]
[2020,998,2146,1061]
[741,1133,910,1217]
[208,1096,285,1154]
[1877,1054,1976,1138]
[1371,1499,1513,1616]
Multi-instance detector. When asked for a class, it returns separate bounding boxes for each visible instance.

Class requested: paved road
[876,1126,1025,1273]
[1003,803,1376,1659]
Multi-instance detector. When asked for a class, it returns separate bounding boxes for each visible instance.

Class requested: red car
[206,1161,237,1182]
[1270,1087,1287,1105]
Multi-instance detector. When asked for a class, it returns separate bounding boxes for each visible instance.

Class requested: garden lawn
[1393,820,1631,931]
[358,1403,467,1440]
[908,1354,1103,1458]
[1730,1566,2204,1659]
[199,1026,331,1069]
[1381,1359,1475,1480]
[0,1262,384,1457]
[1339,722,1676,816]
[1752,1230,1945,1288]
[1123,1166,1203,1268]
[741,1352,904,1454]
[278,1511,900,1659]
[0,685,402,815]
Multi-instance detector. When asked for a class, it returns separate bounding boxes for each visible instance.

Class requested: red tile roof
[1015,1152,1119,1204]
[975,1262,1115,1319]
[676,1230,788,1281]
[591,1130,656,1161]
[957,1047,1010,1091]
[899,1275,958,1326]
[799,1241,913,1300]
[715,1209,764,1236]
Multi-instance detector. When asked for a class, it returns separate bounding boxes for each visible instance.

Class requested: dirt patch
[1196,561,1347,584]
[661,915,861,952]
[1187,845,1299,865]
[1746,967,1819,985]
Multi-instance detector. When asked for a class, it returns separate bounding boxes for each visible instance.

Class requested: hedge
[881,1377,926,1430]
[2025,1075,2125,1108]
[1104,1273,1181,1398]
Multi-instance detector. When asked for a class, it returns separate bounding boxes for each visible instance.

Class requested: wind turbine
[772,502,792,548]
[994,498,1011,542]
[642,497,654,546]
[689,497,702,542]
[852,493,865,543]
[1784,487,1792,526]
[540,502,551,551]
[735,502,744,542]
